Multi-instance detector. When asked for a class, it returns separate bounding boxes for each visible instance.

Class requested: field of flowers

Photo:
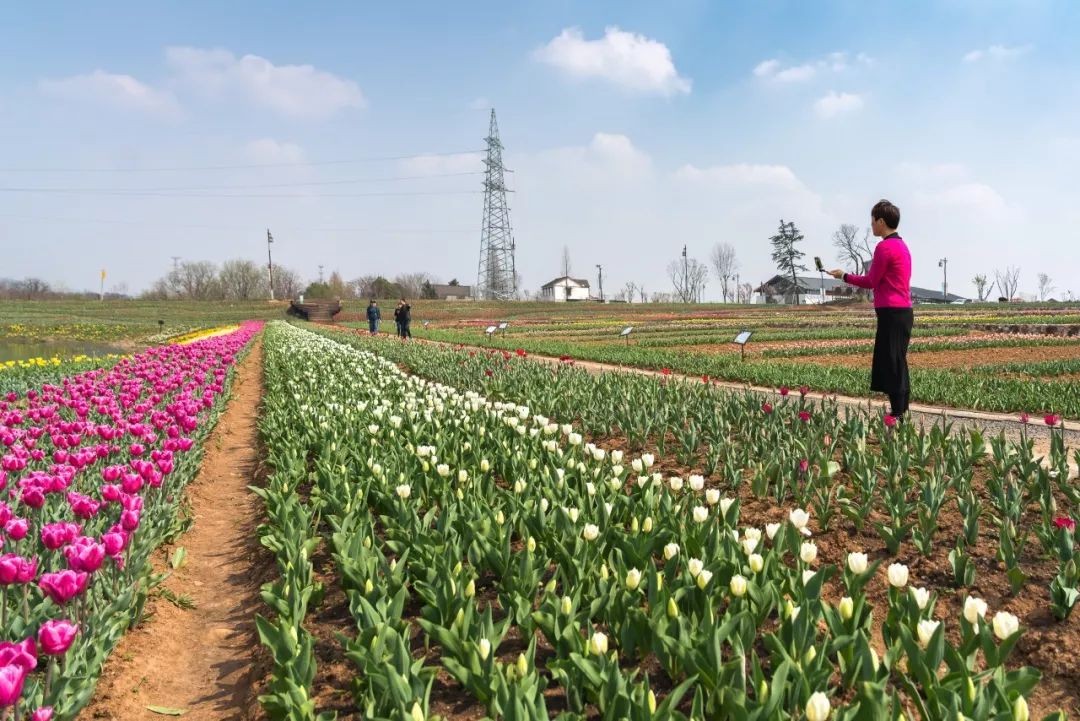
[0,322,259,719]
[250,321,1076,720]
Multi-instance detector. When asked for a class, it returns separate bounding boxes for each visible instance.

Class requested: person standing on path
[393,300,403,337]
[399,298,412,339]
[366,299,381,335]
[829,199,913,420]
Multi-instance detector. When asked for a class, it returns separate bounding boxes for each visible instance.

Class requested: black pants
[872,307,914,416]
[400,321,411,339]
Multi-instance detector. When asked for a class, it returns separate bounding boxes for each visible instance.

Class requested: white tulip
[847,552,868,575]
[669,476,684,492]
[687,558,704,578]
[992,611,1019,640]
[395,484,411,499]
[887,563,909,588]
[625,568,642,591]
[789,508,810,530]
[916,619,940,649]
[458,470,469,483]
[436,464,450,477]
[720,497,735,516]
[806,692,830,721]
[766,523,781,540]
[696,569,713,589]
[741,538,759,556]
[911,587,930,610]
[743,527,762,542]
[642,516,653,533]
[582,524,599,541]
[730,574,748,597]
[586,482,596,496]
[611,450,623,464]
[963,596,988,627]
[567,507,579,523]
[705,489,720,506]
[839,596,854,621]
[800,542,817,564]
[560,596,573,615]
[692,506,709,524]
[588,632,608,656]
[689,475,705,491]
[802,569,817,586]
[749,553,764,573]
[642,453,655,468]
[478,637,491,660]
[631,459,643,473]
[1014,696,1029,721]
[663,543,680,560]
[568,432,582,446]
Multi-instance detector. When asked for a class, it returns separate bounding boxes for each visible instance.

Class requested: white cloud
[399,152,484,176]
[165,46,364,119]
[675,162,805,190]
[753,51,872,82]
[39,70,178,115]
[962,44,1032,63]
[674,162,829,227]
[245,138,306,164]
[538,132,653,181]
[469,97,491,110]
[534,27,691,96]
[814,91,864,118]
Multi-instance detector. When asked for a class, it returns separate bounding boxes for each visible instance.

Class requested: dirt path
[83,340,267,721]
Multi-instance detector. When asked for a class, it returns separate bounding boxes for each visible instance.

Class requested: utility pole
[682,245,689,303]
[318,265,325,284]
[735,273,740,303]
[170,256,181,271]
[595,264,604,302]
[476,109,518,300]
[938,257,948,302]
[99,269,106,302]
[267,229,275,301]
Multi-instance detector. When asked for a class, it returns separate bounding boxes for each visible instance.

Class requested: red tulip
[884,414,898,428]
[762,402,774,414]
[37,620,78,656]
[798,411,811,423]
[1054,517,1076,531]
[798,459,809,474]
[1019,412,1030,424]
[660,368,672,376]
[1045,413,1062,427]
[798,385,810,397]
[779,386,790,397]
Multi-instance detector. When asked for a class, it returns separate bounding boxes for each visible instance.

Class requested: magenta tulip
[37,620,78,656]
[4,518,28,541]
[38,570,89,606]
[0,638,37,672]
[0,664,27,707]
[31,707,53,721]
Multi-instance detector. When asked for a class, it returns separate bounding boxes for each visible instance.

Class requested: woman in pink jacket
[829,199,913,420]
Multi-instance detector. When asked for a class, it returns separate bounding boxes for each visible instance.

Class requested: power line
[0,188,481,199]
[0,170,482,194]
[0,149,486,174]
[0,212,476,234]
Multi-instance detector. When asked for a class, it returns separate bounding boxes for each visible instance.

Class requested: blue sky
[1,1,1077,300]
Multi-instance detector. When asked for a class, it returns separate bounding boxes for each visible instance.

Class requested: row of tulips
[0,322,260,719]
[329,329,1079,624]
[261,323,1065,720]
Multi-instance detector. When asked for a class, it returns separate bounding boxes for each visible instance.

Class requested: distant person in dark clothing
[393,301,403,337]
[366,300,381,335]
[399,299,412,339]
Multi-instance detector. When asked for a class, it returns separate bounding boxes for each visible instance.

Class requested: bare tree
[219,259,267,300]
[709,243,739,302]
[272,266,303,299]
[1037,273,1055,301]
[394,272,433,298]
[833,224,873,274]
[739,282,754,304]
[327,271,352,299]
[638,285,648,303]
[168,261,220,300]
[972,274,994,302]
[668,256,709,303]
[651,292,673,303]
[994,266,1021,301]
[561,246,573,278]
[621,281,638,303]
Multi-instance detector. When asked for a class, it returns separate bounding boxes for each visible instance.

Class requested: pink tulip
[63,538,105,573]
[0,638,37,672]
[4,518,27,541]
[40,523,80,551]
[38,570,89,606]
[31,707,53,721]
[120,509,140,532]
[101,531,127,557]
[37,620,78,656]
[0,664,27,707]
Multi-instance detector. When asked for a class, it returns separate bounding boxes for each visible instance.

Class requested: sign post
[620,326,634,346]
[732,330,753,362]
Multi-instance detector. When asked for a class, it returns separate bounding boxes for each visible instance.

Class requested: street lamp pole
[267,229,275,301]
[595,264,604,302]
[938,257,948,302]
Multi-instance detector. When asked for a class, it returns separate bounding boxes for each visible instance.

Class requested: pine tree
[770,219,807,304]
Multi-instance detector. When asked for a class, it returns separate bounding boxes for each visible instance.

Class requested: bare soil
[83,340,269,721]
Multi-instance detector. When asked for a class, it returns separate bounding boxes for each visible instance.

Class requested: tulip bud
[696,569,713,590]
[667,597,679,618]
[465,579,476,598]
[800,542,817,564]
[730,574,748,597]
[481,459,490,473]
[625,568,642,591]
[758,679,768,702]
[870,647,880,672]
[642,516,653,533]
[748,554,764,573]
[453,561,463,576]
[655,571,663,592]
[411,702,424,721]
[600,564,609,582]
[495,511,505,525]
[478,638,491,660]
[526,536,536,553]
[588,632,608,656]
[804,646,817,664]
[453,608,465,629]
[560,596,573,615]
[516,653,528,678]
[544,578,557,594]
[847,552,868,575]
[806,692,830,721]
[839,596,854,621]
[663,543,679,560]
[912,587,930,610]
[967,677,977,704]
[363,578,374,595]
[648,689,657,714]
[630,517,640,534]
[1013,695,1029,721]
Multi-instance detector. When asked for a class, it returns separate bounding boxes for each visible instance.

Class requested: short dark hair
[872,199,900,229]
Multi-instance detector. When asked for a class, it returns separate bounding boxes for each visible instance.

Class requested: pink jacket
[844,234,912,308]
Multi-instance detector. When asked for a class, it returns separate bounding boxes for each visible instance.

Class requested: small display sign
[485,326,497,335]
[620,326,634,337]
[733,330,753,345]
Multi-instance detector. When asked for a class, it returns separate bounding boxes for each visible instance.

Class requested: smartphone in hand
[814,256,824,272]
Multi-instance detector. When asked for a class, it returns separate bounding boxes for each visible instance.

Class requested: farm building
[540,276,592,302]
[910,287,968,304]
[429,283,473,300]
[753,275,857,304]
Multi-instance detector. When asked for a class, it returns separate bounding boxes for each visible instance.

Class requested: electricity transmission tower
[476,109,517,300]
